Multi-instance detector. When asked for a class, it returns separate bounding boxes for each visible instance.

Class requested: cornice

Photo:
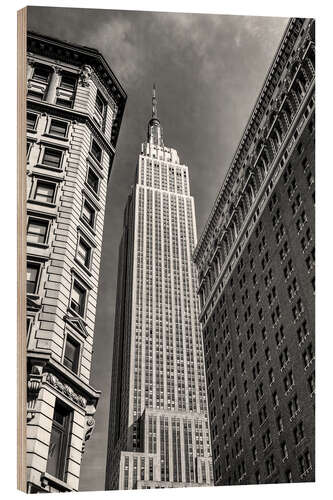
[194,18,309,262]
[27,31,126,103]
[199,83,315,325]
[27,30,127,153]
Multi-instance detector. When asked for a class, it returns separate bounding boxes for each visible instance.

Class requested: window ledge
[67,306,86,323]
[35,163,63,173]
[43,133,69,142]
[27,199,57,209]
[79,217,97,236]
[40,473,73,492]
[27,241,49,250]
[84,182,101,202]
[88,152,103,171]
[74,258,93,277]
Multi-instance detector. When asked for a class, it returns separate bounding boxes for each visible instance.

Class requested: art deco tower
[106,87,213,490]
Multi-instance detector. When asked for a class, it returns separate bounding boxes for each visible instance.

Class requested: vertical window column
[46,66,62,104]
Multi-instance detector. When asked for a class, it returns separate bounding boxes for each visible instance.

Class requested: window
[259,405,268,425]
[265,455,275,477]
[70,280,86,317]
[49,119,68,138]
[27,218,49,244]
[284,370,294,392]
[285,470,292,483]
[91,139,102,163]
[293,421,305,445]
[33,65,51,83]
[298,449,311,475]
[47,401,72,480]
[87,167,99,194]
[27,89,44,101]
[42,148,63,169]
[279,347,289,369]
[27,112,38,130]
[63,335,80,373]
[82,199,96,228]
[27,262,40,294]
[277,415,283,433]
[281,441,288,460]
[262,428,271,449]
[27,141,32,158]
[303,343,314,367]
[95,91,106,117]
[308,372,315,395]
[77,237,92,269]
[27,316,33,335]
[34,181,56,204]
[59,72,77,91]
[288,394,299,418]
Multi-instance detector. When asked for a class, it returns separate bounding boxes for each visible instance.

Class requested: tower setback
[106,88,213,490]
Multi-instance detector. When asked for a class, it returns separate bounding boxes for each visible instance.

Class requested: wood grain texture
[17,6,27,493]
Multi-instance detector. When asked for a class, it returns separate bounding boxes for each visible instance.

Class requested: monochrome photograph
[19,6,315,493]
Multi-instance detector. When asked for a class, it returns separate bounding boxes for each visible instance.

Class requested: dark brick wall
[204,109,315,486]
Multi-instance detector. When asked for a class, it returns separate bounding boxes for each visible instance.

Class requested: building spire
[147,83,164,147]
[152,83,157,118]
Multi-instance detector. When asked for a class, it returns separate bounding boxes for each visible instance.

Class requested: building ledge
[40,472,73,492]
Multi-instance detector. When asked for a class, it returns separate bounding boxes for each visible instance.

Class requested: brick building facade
[193,18,315,486]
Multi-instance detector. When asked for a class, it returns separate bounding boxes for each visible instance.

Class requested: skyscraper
[25,32,126,492]
[106,87,213,490]
[193,18,315,485]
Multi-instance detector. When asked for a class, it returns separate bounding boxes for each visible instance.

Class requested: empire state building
[106,87,213,490]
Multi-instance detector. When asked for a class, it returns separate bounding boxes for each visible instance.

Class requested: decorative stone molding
[45,373,87,408]
[27,365,43,422]
[82,404,96,453]
[52,65,62,75]
[79,64,93,87]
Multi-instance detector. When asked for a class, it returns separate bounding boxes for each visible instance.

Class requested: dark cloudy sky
[28,7,288,491]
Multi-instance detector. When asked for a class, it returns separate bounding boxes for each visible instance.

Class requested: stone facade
[193,18,315,485]
[26,32,126,492]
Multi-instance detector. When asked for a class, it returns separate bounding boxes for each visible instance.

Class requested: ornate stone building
[26,32,126,492]
[105,87,213,490]
[193,18,315,485]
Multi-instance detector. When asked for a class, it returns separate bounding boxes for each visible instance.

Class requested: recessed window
[27,112,38,130]
[33,65,51,83]
[91,139,102,163]
[27,262,40,294]
[70,280,86,317]
[59,72,77,91]
[82,199,95,228]
[63,335,80,373]
[42,148,63,169]
[27,141,32,158]
[56,97,73,108]
[49,119,68,138]
[95,91,106,117]
[27,218,49,245]
[77,237,92,269]
[47,401,72,481]
[34,180,56,204]
[87,167,99,194]
[27,316,33,335]
[27,89,44,101]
